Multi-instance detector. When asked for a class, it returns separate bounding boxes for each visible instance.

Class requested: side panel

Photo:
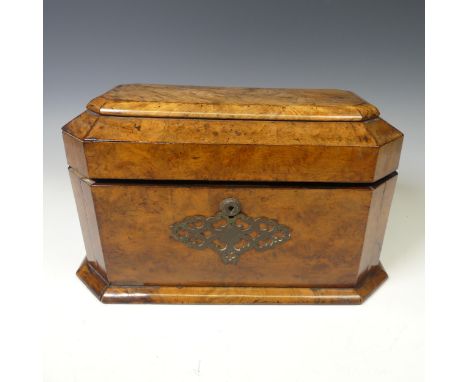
[63,132,89,178]
[358,175,398,280]
[374,137,403,182]
[69,169,107,277]
[90,182,377,287]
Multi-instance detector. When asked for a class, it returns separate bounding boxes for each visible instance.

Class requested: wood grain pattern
[69,170,396,289]
[63,111,403,182]
[66,111,399,146]
[358,175,397,281]
[87,84,380,121]
[77,259,388,304]
[64,84,402,304]
[69,168,107,277]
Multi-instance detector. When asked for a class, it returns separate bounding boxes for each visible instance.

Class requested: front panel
[77,176,391,288]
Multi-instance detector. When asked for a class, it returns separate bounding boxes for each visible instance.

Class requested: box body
[63,84,403,304]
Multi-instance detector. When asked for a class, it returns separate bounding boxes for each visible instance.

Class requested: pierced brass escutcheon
[170,198,291,264]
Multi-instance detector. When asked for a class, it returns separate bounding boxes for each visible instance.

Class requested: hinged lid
[87,84,380,121]
[63,84,403,183]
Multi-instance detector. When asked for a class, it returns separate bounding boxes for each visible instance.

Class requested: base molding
[77,259,388,304]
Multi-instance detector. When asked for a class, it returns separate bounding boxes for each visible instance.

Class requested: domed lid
[63,84,402,183]
[87,84,380,122]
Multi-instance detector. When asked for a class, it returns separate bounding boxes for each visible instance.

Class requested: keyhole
[220,197,241,217]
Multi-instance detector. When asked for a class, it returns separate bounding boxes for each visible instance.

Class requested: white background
[2,1,467,381]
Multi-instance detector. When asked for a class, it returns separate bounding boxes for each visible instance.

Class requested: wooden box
[63,84,403,304]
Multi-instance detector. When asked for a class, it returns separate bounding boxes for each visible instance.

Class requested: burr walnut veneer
[63,84,403,304]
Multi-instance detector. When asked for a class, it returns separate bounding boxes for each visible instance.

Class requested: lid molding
[62,111,403,183]
[87,84,380,122]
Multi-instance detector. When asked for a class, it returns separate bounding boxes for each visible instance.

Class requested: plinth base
[77,259,388,304]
